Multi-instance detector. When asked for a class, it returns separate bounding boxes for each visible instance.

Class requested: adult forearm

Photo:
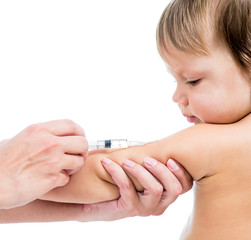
[0,200,82,223]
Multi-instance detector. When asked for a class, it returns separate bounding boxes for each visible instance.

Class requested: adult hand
[0,120,88,209]
[79,157,192,221]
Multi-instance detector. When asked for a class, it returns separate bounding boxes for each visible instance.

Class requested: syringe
[88,139,146,150]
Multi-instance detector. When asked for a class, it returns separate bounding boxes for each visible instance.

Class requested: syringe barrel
[88,139,145,150]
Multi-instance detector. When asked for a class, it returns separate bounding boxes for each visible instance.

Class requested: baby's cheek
[189,97,209,122]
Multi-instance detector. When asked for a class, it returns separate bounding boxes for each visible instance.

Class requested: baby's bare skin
[41,114,251,239]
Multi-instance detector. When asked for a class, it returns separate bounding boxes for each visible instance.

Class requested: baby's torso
[181,156,251,240]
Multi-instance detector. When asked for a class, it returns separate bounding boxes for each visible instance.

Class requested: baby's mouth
[183,114,199,123]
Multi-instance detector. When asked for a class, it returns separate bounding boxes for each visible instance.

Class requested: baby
[41,0,251,239]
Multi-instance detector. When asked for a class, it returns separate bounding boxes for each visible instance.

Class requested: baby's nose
[172,88,188,106]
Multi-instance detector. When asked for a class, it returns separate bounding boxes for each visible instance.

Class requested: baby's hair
[157,0,251,73]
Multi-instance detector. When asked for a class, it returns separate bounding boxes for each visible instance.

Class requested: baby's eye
[186,79,201,86]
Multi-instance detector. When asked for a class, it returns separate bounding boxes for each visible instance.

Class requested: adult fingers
[40,119,85,136]
[101,158,138,204]
[123,159,164,216]
[144,157,182,196]
[59,154,84,174]
[144,157,183,215]
[166,159,193,194]
[101,158,147,218]
[54,172,70,187]
[60,136,88,156]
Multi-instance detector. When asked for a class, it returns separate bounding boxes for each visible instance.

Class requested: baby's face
[162,44,251,124]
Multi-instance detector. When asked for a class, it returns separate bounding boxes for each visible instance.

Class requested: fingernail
[144,157,157,167]
[123,159,136,168]
[101,158,111,165]
[167,159,179,171]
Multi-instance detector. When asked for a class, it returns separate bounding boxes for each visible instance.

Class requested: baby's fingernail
[123,159,136,168]
[144,157,157,167]
[101,158,111,165]
[167,159,179,171]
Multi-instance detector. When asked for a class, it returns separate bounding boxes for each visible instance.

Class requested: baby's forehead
[160,41,220,68]
[161,42,238,80]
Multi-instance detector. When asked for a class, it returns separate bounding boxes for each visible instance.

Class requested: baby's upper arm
[160,114,251,181]
[160,124,233,180]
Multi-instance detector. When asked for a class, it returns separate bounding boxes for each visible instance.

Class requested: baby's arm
[40,114,251,204]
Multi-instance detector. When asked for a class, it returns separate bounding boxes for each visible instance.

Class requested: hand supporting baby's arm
[39,127,208,204]
[40,147,163,204]
[40,113,251,204]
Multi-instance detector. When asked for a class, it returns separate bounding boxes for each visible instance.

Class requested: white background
[0,1,193,239]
